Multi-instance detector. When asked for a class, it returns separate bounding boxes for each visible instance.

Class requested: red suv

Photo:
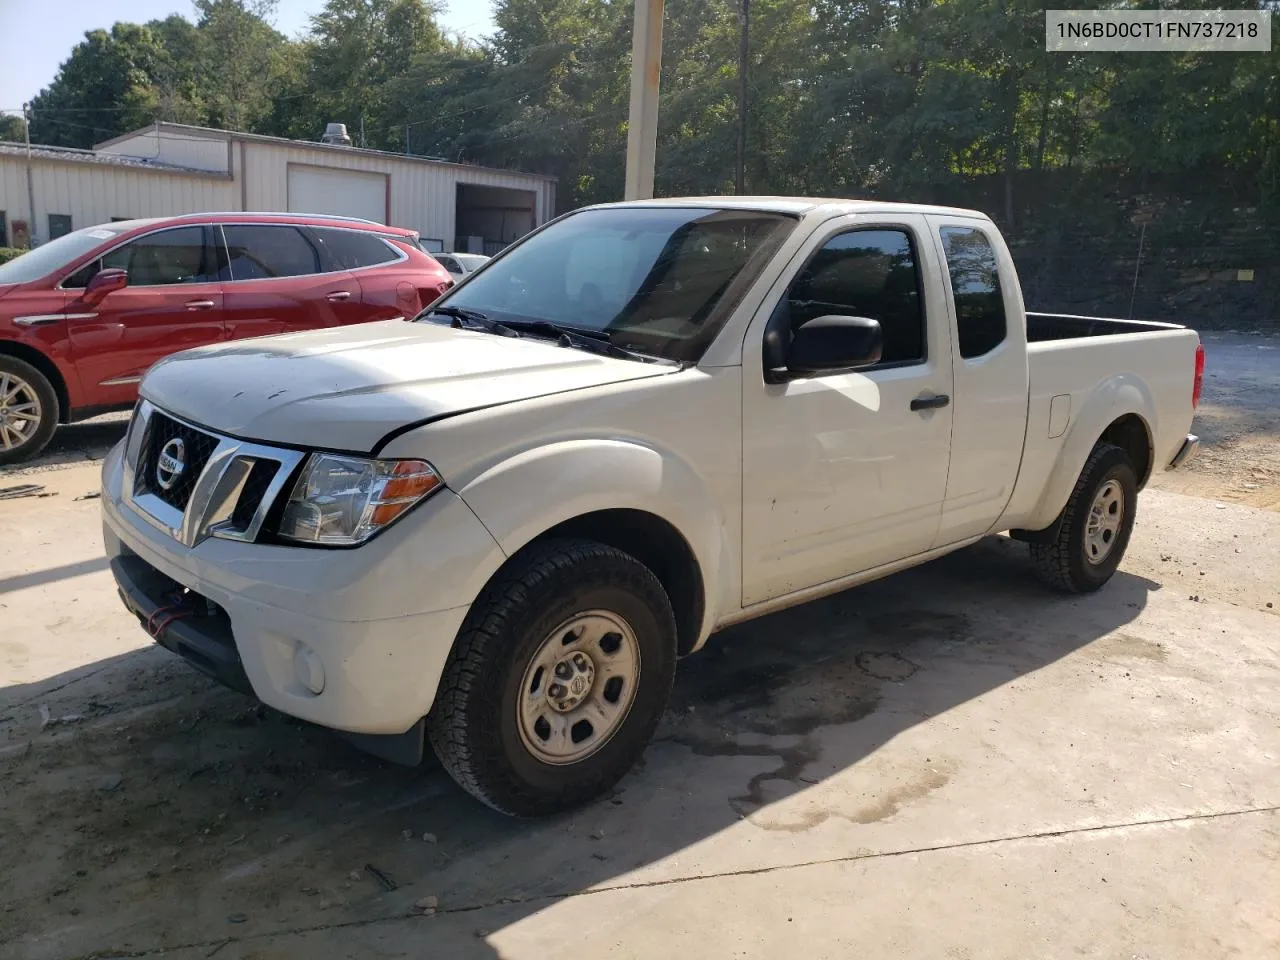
[0,212,452,464]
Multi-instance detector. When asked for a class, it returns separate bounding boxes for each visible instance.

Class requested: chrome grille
[123,401,306,548]
[135,412,221,511]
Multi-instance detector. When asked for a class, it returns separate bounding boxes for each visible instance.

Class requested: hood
[0,284,19,302]
[141,319,673,452]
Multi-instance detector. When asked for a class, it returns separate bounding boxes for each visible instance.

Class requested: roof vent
[321,122,352,146]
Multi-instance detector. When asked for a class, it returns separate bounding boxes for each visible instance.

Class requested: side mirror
[84,268,128,304]
[768,314,883,382]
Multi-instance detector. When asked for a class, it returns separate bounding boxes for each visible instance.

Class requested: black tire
[0,356,59,466]
[1030,442,1138,593]
[427,538,678,817]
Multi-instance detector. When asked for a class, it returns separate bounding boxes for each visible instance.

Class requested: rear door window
[221,225,321,280]
[312,228,401,270]
[939,226,1007,358]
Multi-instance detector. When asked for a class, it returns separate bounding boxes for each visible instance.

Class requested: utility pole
[735,0,749,195]
[22,102,37,246]
[360,115,366,148]
[624,0,664,200]
[405,123,410,155]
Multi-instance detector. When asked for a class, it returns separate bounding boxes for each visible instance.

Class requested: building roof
[0,140,230,178]
[94,122,558,183]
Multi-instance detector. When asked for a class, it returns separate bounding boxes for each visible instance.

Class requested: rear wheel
[1030,442,1137,593]
[427,539,677,817]
[0,357,58,466]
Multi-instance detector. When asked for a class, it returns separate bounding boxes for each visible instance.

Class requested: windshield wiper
[499,320,680,367]
[425,305,520,338]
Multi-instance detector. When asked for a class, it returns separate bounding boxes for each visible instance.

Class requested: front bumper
[101,439,506,743]
[1167,433,1200,469]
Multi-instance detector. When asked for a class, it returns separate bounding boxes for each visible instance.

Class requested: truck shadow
[1,535,1159,959]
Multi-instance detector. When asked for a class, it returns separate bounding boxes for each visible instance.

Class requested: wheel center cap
[547,652,596,713]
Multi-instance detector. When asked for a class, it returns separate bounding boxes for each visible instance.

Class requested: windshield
[0,225,126,285]
[455,254,489,270]
[420,206,796,363]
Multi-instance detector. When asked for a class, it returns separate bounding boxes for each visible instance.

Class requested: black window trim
[767,220,931,377]
[215,222,408,284]
[58,223,219,290]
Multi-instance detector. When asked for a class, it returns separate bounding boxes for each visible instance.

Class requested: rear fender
[1019,374,1155,533]
[456,439,732,646]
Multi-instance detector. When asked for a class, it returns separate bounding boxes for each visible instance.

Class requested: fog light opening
[293,645,325,695]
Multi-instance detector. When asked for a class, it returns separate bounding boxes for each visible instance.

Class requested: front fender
[456,439,733,646]
[1022,374,1156,532]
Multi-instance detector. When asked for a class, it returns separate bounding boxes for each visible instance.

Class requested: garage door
[287,165,387,223]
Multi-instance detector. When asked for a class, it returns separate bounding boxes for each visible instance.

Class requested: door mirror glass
[778,314,883,380]
[84,267,128,303]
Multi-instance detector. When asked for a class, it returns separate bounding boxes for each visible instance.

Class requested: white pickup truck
[101,197,1204,815]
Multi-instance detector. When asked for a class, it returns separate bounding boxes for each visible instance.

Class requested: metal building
[0,121,556,252]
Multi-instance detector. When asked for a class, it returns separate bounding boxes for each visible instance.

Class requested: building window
[0,210,7,247]
[48,214,73,240]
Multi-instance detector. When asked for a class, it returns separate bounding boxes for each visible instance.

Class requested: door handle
[184,299,216,310]
[910,393,951,411]
[327,290,352,301]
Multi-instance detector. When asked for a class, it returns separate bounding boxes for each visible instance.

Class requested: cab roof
[594,196,990,220]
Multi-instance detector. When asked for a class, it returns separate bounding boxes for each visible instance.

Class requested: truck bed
[1026,311,1186,342]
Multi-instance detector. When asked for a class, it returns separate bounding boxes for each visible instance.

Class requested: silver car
[433,252,491,283]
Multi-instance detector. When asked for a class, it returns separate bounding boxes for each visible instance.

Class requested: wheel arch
[0,340,69,423]
[498,508,705,657]
[455,439,729,654]
[1017,374,1157,534]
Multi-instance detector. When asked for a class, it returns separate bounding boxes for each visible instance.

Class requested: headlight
[277,453,443,546]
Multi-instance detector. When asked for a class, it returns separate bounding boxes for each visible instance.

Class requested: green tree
[194,0,291,131]
[0,115,26,143]
[27,24,168,147]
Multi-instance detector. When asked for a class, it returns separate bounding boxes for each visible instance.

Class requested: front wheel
[0,356,59,466]
[1030,441,1138,593]
[427,539,677,816]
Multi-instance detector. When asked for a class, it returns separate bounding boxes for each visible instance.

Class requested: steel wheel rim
[0,372,42,451]
[1084,478,1124,565]
[516,609,642,766]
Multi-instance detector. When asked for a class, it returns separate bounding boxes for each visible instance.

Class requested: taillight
[1192,341,1205,409]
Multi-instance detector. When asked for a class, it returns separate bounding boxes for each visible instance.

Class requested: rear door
[217,223,358,339]
[65,224,224,408]
[926,216,1029,545]
[310,227,418,323]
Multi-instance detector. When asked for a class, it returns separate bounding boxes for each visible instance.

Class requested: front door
[741,216,955,607]
[66,225,224,409]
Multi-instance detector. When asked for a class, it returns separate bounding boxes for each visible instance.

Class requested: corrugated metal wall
[1,130,555,251]
[0,155,234,244]
[237,140,555,251]
[97,129,231,173]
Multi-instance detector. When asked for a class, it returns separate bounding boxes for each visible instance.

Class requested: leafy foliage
[22,0,1280,210]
